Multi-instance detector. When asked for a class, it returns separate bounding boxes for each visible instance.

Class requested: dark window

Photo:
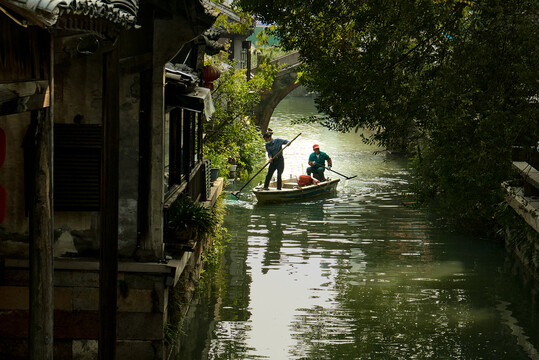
[54,124,102,210]
[165,109,183,191]
[165,108,203,190]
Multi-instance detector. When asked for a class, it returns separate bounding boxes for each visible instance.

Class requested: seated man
[307,144,332,182]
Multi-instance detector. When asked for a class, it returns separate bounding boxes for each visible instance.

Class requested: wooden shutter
[54,124,102,211]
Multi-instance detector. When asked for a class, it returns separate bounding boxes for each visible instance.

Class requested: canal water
[180,95,539,360]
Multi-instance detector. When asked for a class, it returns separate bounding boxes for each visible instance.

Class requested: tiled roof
[202,0,239,22]
[0,0,138,27]
[165,63,200,90]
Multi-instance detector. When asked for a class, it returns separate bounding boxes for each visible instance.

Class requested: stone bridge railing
[252,51,300,73]
[252,51,302,133]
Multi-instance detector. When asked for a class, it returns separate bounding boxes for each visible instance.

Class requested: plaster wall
[54,53,103,126]
[52,53,147,258]
[0,45,109,258]
[232,37,245,69]
[52,51,103,258]
[142,15,212,260]
[118,73,141,257]
[0,113,31,255]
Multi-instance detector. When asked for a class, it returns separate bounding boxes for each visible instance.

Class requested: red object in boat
[298,175,318,187]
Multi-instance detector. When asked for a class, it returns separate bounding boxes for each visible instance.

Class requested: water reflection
[180,95,539,360]
[260,212,285,274]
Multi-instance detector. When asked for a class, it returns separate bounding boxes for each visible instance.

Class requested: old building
[0,0,224,358]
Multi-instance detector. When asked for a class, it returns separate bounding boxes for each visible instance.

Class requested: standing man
[263,132,289,190]
[307,144,332,182]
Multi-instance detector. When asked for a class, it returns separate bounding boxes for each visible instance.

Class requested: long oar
[230,132,302,199]
[317,164,357,180]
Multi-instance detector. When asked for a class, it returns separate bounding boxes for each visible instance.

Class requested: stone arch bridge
[252,51,301,134]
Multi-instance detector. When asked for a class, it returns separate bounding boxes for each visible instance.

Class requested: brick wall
[0,263,169,359]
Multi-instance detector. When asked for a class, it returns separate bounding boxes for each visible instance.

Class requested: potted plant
[210,167,221,182]
[165,196,218,243]
[205,153,230,182]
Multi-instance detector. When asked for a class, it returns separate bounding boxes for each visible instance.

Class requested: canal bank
[503,157,539,285]
[178,95,539,360]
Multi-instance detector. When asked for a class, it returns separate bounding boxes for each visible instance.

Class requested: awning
[165,86,215,119]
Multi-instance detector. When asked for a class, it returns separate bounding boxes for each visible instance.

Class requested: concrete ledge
[166,251,194,287]
[513,161,539,190]
[202,176,224,209]
[503,182,539,233]
[3,258,189,293]
[4,258,173,274]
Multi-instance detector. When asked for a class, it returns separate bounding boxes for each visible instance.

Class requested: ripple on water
[183,100,539,360]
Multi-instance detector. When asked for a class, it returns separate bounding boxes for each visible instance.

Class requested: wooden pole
[29,36,54,359]
[29,109,54,359]
[99,44,120,360]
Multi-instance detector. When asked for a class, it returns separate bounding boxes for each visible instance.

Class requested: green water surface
[180,95,539,360]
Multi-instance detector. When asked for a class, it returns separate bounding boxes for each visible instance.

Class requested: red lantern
[203,65,221,90]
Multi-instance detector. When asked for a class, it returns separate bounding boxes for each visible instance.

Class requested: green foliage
[164,196,229,348]
[235,0,539,231]
[250,24,287,67]
[166,196,218,240]
[212,1,255,36]
[203,51,277,177]
[198,196,231,285]
[248,24,282,50]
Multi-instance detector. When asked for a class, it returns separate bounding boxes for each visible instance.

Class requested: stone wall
[505,227,539,284]
[0,260,169,359]
[165,229,214,357]
[0,112,31,251]
[118,73,142,257]
[0,178,224,359]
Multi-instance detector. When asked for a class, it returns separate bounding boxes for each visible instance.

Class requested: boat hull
[253,178,340,204]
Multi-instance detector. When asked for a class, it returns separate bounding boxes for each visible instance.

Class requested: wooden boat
[252,177,340,204]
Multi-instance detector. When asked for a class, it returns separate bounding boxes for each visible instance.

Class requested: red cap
[313,144,320,150]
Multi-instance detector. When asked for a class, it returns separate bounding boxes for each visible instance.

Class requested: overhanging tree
[235,0,539,231]
[203,51,278,176]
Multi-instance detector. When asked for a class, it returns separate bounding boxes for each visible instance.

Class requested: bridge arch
[252,52,301,133]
